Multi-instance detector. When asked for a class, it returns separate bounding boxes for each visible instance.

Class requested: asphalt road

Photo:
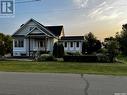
[0,72,127,95]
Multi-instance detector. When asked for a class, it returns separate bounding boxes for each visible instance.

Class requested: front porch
[27,36,49,57]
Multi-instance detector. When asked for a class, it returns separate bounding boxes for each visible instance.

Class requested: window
[40,41,44,47]
[14,40,24,47]
[76,42,79,47]
[70,42,73,47]
[15,40,18,47]
[64,42,67,47]
[29,27,34,31]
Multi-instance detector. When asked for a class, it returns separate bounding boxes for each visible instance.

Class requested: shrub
[96,54,110,63]
[63,55,98,62]
[53,43,58,57]
[65,52,82,56]
[39,51,50,54]
[35,54,56,62]
[63,54,112,63]
[53,42,64,58]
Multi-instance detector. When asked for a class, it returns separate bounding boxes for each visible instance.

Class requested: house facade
[60,36,84,53]
[12,18,84,57]
[12,19,64,57]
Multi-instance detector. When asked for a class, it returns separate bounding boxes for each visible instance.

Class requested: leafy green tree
[103,37,119,62]
[53,42,58,57]
[0,33,12,56]
[82,32,102,54]
[116,24,127,55]
[53,42,64,58]
[82,41,88,54]
[58,44,64,58]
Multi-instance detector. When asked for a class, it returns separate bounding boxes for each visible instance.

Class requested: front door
[39,40,45,48]
[34,40,46,51]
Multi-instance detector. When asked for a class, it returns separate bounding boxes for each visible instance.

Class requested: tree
[53,42,64,58]
[116,24,127,55]
[103,37,119,62]
[53,42,58,57]
[0,33,12,56]
[58,44,64,58]
[82,41,88,54]
[82,32,102,54]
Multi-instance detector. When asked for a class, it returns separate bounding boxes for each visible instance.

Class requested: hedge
[63,55,98,62]
[63,55,110,62]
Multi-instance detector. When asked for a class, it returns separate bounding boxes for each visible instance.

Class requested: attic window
[29,27,34,31]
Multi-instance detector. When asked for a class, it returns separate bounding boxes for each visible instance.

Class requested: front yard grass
[0,61,127,76]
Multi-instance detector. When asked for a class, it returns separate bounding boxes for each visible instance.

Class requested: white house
[12,18,64,57]
[12,18,84,57]
[60,36,84,53]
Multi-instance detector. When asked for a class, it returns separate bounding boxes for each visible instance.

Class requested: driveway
[0,72,126,95]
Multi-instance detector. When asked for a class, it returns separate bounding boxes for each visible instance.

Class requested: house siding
[14,21,37,36]
[13,38,27,56]
[13,37,54,57]
[62,41,83,53]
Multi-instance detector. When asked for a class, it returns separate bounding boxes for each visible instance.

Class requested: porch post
[29,37,30,57]
[45,37,47,52]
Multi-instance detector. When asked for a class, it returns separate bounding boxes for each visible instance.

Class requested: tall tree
[103,37,119,62]
[53,42,64,58]
[82,32,102,54]
[117,24,127,55]
[0,33,12,56]
[53,42,58,57]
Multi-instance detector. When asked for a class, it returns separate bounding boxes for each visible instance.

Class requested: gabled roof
[31,19,56,37]
[12,18,63,38]
[61,36,84,41]
[26,27,49,36]
[45,26,63,37]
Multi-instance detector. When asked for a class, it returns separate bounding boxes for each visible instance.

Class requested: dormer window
[29,27,34,31]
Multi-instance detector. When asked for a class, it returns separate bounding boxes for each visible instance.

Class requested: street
[0,72,126,95]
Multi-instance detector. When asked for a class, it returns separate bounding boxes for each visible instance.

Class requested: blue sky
[0,0,127,40]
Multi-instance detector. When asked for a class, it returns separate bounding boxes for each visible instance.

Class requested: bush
[65,52,82,56]
[97,54,110,63]
[63,55,98,62]
[63,54,112,63]
[39,51,50,54]
[35,54,56,62]
[53,42,64,58]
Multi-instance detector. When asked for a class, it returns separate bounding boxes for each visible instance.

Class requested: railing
[32,47,46,51]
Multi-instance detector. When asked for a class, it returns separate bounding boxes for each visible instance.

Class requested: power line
[15,0,41,4]
[16,7,88,15]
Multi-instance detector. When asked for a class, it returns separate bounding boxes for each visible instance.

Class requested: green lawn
[0,60,127,76]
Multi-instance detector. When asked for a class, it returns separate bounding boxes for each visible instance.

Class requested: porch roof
[26,27,51,38]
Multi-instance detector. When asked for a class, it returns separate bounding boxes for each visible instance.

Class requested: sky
[0,0,127,40]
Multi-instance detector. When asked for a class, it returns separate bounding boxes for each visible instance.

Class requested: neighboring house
[12,18,64,57]
[60,36,84,53]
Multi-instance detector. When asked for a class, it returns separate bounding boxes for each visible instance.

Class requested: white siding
[47,38,56,52]
[14,21,37,36]
[63,41,83,53]
[13,38,27,56]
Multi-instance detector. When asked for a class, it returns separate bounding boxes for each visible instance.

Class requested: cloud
[99,12,122,20]
[98,1,107,7]
[88,0,125,21]
[73,0,89,8]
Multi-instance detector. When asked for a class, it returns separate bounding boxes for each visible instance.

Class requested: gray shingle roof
[12,18,64,38]
[61,36,84,41]
[45,26,63,37]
